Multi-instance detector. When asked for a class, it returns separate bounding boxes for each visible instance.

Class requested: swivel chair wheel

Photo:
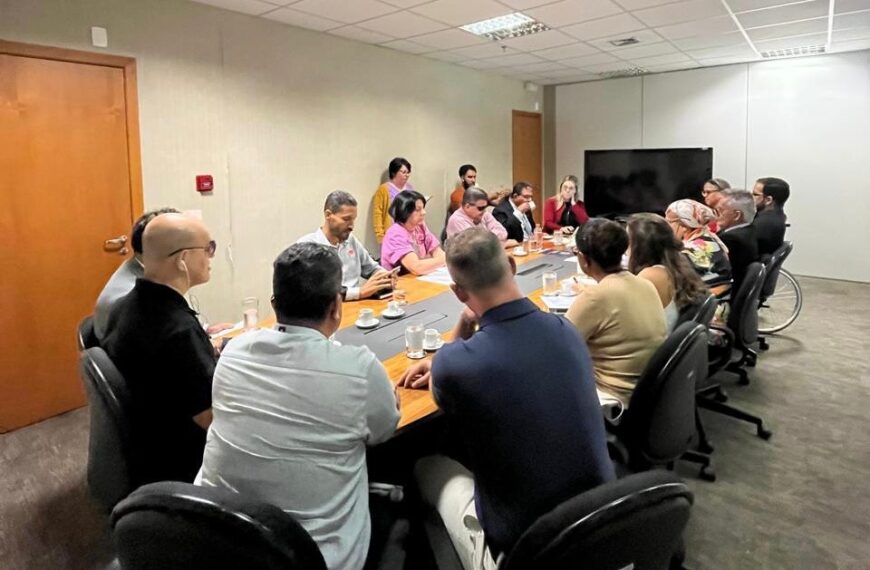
[699,465,717,482]
[758,337,770,351]
[757,426,773,440]
[697,440,714,454]
[737,370,750,386]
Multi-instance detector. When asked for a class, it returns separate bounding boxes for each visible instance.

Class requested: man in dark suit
[492,182,536,243]
[717,189,759,294]
[752,177,790,256]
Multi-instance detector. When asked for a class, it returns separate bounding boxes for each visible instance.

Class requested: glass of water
[405,324,424,359]
[542,272,558,296]
[242,297,259,331]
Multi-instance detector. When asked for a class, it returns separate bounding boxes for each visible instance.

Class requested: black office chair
[80,347,136,511]
[111,481,327,570]
[696,263,772,440]
[501,470,694,570]
[757,241,794,350]
[676,293,718,328]
[610,323,714,481]
[77,315,99,351]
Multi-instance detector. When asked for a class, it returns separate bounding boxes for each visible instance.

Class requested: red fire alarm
[196,175,214,193]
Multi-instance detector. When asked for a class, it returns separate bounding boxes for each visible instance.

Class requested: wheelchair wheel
[758,268,802,334]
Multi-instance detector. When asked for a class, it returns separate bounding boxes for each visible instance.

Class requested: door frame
[0,39,144,219]
[511,109,543,225]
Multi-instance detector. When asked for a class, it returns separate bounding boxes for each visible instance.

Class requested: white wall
[555,51,870,283]
[0,0,541,321]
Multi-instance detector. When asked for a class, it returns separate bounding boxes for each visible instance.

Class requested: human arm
[565,286,606,341]
[543,198,561,233]
[167,324,216,430]
[399,248,445,275]
[364,358,401,445]
[482,212,508,241]
[450,306,478,341]
[397,359,432,389]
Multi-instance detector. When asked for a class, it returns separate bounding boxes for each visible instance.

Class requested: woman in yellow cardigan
[373,157,414,243]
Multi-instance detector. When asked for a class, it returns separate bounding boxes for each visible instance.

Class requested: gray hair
[445,228,512,292]
[324,190,357,212]
[721,189,756,224]
[462,186,488,206]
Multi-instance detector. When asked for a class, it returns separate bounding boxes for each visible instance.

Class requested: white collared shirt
[297,228,383,300]
[509,199,533,239]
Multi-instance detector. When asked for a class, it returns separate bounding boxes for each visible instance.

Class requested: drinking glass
[405,325,424,359]
[242,297,259,331]
[542,272,558,296]
[393,288,407,305]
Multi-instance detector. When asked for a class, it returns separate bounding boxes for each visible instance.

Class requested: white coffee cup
[386,300,400,314]
[359,308,375,324]
[560,280,575,296]
[424,328,440,348]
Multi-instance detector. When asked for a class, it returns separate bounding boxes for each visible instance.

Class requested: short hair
[324,190,357,212]
[458,164,477,177]
[575,218,627,273]
[721,189,756,223]
[706,178,731,191]
[388,190,426,224]
[462,187,488,206]
[272,243,342,322]
[512,182,532,197]
[131,207,180,254]
[446,228,512,292]
[388,157,411,179]
[756,177,790,206]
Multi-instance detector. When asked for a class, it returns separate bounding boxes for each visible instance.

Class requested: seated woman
[543,175,589,235]
[566,219,667,406]
[627,213,708,332]
[380,191,445,275]
[373,157,414,244]
[664,199,731,283]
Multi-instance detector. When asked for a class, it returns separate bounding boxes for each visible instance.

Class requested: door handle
[104,235,129,255]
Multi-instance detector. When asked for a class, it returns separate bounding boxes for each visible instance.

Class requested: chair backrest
[111,482,327,570]
[676,293,718,328]
[760,241,793,301]
[77,315,99,351]
[80,347,135,511]
[501,470,693,570]
[726,262,766,348]
[622,323,708,468]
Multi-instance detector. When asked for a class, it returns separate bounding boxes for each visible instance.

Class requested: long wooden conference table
[225,244,607,432]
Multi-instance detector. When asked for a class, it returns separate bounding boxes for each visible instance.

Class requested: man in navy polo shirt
[399,228,614,569]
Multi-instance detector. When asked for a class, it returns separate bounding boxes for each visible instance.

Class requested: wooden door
[512,110,543,225]
[0,42,142,432]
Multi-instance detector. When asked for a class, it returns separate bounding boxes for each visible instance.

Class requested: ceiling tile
[829,37,870,51]
[190,0,277,15]
[737,1,830,28]
[833,25,870,40]
[410,0,512,26]
[292,0,398,24]
[329,25,395,43]
[533,41,602,59]
[561,13,646,40]
[835,11,870,28]
[614,0,681,9]
[627,51,693,65]
[424,50,468,62]
[633,0,727,28]
[525,0,624,28]
[581,60,643,72]
[409,28,488,48]
[587,28,665,50]
[380,0,434,7]
[696,55,756,66]
[753,32,829,49]
[747,17,828,41]
[835,0,870,14]
[727,0,813,13]
[498,0,564,8]
[356,11,447,37]
[544,67,601,77]
[672,31,746,50]
[685,43,758,58]
[483,52,546,65]
[461,58,505,69]
[645,61,700,71]
[609,39,677,58]
[380,38,434,53]
[500,30,577,51]
[514,60,575,72]
[654,15,738,40]
[262,6,344,30]
[560,51,621,67]
[450,43,520,58]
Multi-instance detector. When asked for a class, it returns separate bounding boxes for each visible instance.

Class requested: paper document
[417,266,454,286]
[541,294,575,312]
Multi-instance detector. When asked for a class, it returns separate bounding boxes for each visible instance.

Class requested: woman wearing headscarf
[665,199,731,282]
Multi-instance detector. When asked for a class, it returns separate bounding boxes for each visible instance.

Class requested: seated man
[102,213,217,484]
[399,228,614,569]
[198,242,400,570]
[298,190,396,300]
[492,182,536,243]
[93,207,179,341]
[752,177,790,256]
[716,189,759,294]
[446,187,518,248]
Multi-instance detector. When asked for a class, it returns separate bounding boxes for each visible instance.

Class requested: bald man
[103,213,218,485]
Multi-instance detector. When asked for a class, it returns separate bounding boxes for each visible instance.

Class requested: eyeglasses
[168,240,217,258]
[470,204,488,212]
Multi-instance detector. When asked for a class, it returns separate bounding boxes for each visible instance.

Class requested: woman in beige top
[566,219,667,406]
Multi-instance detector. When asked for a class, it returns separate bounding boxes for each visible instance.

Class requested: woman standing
[380,191,445,275]
[373,157,414,244]
[543,175,589,234]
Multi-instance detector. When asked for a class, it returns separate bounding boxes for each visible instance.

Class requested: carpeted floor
[0,276,867,569]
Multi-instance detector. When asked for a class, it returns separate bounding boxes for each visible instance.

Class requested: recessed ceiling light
[759,44,826,59]
[609,37,640,47]
[460,12,550,41]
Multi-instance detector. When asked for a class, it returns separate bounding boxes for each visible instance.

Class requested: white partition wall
[555,50,870,282]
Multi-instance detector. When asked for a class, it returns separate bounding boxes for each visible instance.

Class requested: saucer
[424,339,445,351]
[355,318,379,329]
[559,291,578,297]
[382,309,405,319]
[512,248,528,257]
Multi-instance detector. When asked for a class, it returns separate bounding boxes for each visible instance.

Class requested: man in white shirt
[198,242,400,570]
[298,191,396,300]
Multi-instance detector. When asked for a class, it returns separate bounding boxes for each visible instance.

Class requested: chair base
[697,397,772,440]
[680,450,716,482]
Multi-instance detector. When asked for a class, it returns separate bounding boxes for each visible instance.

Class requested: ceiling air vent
[609,37,640,47]
[760,45,826,59]
[599,67,647,79]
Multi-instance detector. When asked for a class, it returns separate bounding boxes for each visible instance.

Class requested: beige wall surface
[1,0,541,322]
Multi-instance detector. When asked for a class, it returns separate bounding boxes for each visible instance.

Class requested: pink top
[380,222,440,271]
[446,208,508,241]
[388,181,414,200]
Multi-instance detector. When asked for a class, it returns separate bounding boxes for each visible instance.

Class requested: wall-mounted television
[583,148,713,218]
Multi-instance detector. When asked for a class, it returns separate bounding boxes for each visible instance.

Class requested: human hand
[360,271,394,299]
[397,360,432,389]
[503,239,519,249]
[518,201,531,214]
[207,322,235,335]
[455,306,479,340]
[561,226,574,235]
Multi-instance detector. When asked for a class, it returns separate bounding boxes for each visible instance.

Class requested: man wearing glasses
[103,213,218,485]
[446,187,518,248]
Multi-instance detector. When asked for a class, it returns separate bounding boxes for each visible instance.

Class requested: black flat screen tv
[583,148,713,218]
